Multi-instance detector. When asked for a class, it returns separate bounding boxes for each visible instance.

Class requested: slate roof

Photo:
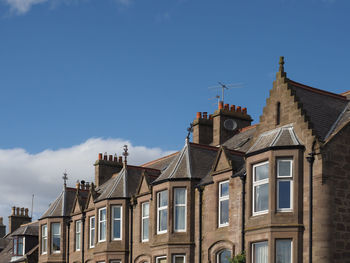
[0,239,12,263]
[142,152,178,171]
[152,141,219,184]
[288,80,349,142]
[223,125,257,152]
[41,187,77,219]
[9,221,38,237]
[94,166,160,201]
[247,124,302,155]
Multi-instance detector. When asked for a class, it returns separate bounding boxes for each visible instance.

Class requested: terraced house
[38,58,350,263]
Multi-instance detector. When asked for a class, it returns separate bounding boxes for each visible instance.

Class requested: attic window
[276,102,281,125]
[13,237,24,256]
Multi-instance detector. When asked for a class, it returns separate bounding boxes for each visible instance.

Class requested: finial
[62,170,68,188]
[186,123,193,141]
[123,145,129,165]
[279,56,285,73]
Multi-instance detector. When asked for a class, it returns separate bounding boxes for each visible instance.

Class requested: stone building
[38,58,350,263]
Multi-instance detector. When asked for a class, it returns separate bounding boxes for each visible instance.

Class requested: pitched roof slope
[10,221,38,237]
[288,80,349,142]
[141,152,178,171]
[223,125,257,152]
[41,187,76,218]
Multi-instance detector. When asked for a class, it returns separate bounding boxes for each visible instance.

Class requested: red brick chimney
[8,206,31,234]
[94,152,123,187]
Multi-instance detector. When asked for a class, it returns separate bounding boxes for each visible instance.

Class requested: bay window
[89,216,95,248]
[51,222,61,253]
[157,190,168,234]
[174,188,186,232]
[253,162,269,215]
[98,207,107,242]
[276,239,292,263]
[112,205,122,240]
[218,181,229,227]
[75,220,81,251]
[142,202,149,242]
[41,224,47,254]
[252,241,268,263]
[277,159,293,211]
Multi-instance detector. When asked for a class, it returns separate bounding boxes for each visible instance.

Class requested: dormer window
[13,236,24,256]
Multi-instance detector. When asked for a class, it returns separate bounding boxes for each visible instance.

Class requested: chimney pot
[0,217,3,225]
[242,107,247,114]
[209,114,213,120]
[219,101,224,109]
[25,208,29,217]
[119,156,123,163]
[104,153,107,160]
[230,105,236,111]
[76,181,80,189]
[203,112,208,119]
[98,153,103,160]
[224,104,229,110]
[20,208,24,216]
[109,155,113,161]
[196,112,202,119]
[114,154,118,162]
[12,207,15,216]
[16,207,20,216]
[85,182,90,190]
[236,106,241,112]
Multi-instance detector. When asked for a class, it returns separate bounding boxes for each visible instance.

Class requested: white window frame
[41,224,47,254]
[157,190,168,234]
[112,205,122,240]
[141,202,150,242]
[252,161,269,216]
[89,216,95,248]
[98,207,107,242]
[218,181,229,227]
[252,241,268,263]
[110,261,122,263]
[277,159,293,212]
[156,256,167,263]
[51,222,61,253]
[276,239,293,263]
[173,254,186,263]
[75,220,81,251]
[174,188,187,232]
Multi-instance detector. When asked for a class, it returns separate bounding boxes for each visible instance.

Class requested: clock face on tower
[224,119,238,131]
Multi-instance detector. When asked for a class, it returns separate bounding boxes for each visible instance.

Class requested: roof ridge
[141,152,178,167]
[288,79,347,100]
[127,165,161,172]
[189,142,220,151]
[239,124,258,133]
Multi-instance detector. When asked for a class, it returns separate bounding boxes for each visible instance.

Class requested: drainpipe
[82,212,86,263]
[239,172,246,253]
[129,198,135,263]
[66,218,72,263]
[306,141,316,263]
[198,186,204,263]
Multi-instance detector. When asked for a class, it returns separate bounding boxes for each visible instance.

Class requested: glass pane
[113,206,121,219]
[159,209,167,231]
[90,229,95,246]
[52,223,60,235]
[143,203,149,217]
[175,206,185,230]
[253,242,268,263]
[159,191,168,207]
[142,218,149,240]
[158,258,167,263]
[175,188,186,205]
[14,239,17,255]
[113,220,121,239]
[219,249,231,263]
[100,222,106,240]
[91,217,95,228]
[76,221,81,232]
[175,256,184,263]
[42,225,47,236]
[52,236,60,251]
[276,240,292,263]
[278,181,291,209]
[220,199,229,225]
[18,238,23,255]
[278,160,291,177]
[254,183,269,212]
[220,182,229,197]
[255,163,269,181]
[100,209,106,221]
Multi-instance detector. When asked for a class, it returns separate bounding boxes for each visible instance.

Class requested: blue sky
[0,0,349,228]
[0,0,349,153]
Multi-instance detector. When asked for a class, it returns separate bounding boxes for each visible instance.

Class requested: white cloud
[3,0,47,14]
[0,137,174,233]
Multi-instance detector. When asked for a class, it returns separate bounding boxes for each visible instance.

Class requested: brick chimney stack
[94,152,123,187]
[0,217,5,238]
[8,206,31,234]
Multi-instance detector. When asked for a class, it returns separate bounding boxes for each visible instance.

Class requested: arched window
[217,249,231,263]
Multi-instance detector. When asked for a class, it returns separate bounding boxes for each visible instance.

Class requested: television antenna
[208,82,243,103]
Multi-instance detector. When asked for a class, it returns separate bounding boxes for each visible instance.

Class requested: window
[51,222,61,253]
[252,241,268,263]
[142,202,149,242]
[174,188,186,232]
[157,190,168,234]
[110,261,122,263]
[156,256,167,263]
[75,220,81,251]
[112,206,122,240]
[41,224,47,254]
[89,216,95,248]
[218,181,229,227]
[253,162,269,215]
[276,239,292,263]
[99,207,107,242]
[173,255,185,263]
[277,159,293,211]
[217,249,231,263]
[13,237,24,256]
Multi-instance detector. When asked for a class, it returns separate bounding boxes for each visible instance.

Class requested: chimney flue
[224,104,229,110]
[12,207,15,216]
[104,153,107,161]
[109,155,113,161]
[203,112,208,119]
[119,156,123,163]
[242,107,247,114]
[230,105,236,112]
[25,208,29,217]
[196,112,202,119]
[236,106,241,112]
[98,153,103,160]
[219,101,223,109]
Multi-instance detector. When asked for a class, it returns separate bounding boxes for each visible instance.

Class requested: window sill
[252,210,268,217]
